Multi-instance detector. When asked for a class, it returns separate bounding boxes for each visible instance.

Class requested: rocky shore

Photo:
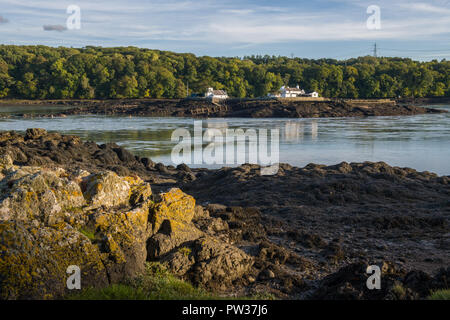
[0,129,449,299]
[1,98,447,118]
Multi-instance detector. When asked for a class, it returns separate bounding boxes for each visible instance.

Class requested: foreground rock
[1,129,449,299]
[310,262,450,300]
[0,128,176,186]
[146,189,253,290]
[0,160,252,299]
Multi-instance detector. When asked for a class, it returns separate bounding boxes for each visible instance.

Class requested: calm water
[1,105,449,175]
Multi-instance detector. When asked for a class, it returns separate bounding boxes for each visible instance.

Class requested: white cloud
[0,0,448,60]
[401,2,450,14]
[205,8,450,44]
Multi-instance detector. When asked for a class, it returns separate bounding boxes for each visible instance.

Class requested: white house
[280,85,305,98]
[268,86,320,98]
[305,91,319,98]
[205,87,228,100]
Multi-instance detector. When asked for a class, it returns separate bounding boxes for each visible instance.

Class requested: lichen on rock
[93,203,151,282]
[0,220,108,300]
[0,164,154,299]
[150,188,196,233]
[0,156,255,299]
[0,166,86,224]
[146,189,254,290]
[81,171,131,209]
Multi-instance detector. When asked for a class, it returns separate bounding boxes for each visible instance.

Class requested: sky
[0,0,449,60]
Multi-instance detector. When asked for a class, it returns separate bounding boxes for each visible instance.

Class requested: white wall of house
[205,87,228,99]
[212,94,228,99]
[280,86,305,98]
[268,86,320,98]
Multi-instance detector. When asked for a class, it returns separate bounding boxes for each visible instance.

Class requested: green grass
[68,262,276,300]
[177,246,192,257]
[77,226,96,241]
[390,283,407,300]
[428,289,450,300]
[67,284,149,300]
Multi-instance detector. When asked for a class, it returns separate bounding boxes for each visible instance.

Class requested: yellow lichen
[150,188,195,232]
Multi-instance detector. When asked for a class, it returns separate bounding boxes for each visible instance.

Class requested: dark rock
[25,128,47,140]
[177,163,192,172]
[114,147,136,163]
[259,268,275,280]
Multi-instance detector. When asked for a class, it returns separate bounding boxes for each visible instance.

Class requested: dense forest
[0,45,448,99]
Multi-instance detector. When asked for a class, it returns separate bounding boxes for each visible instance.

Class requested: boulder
[93,203,151,282]
[81,171,131,208]
[125,175,152,206]
[0,164,153,298]
[0,220,108,300]
[161,247,195,276]
[189,236,254,289]
[307,261,434,300]
[160,236,254,291]
[0,153,13,170]
[192,205,209,221]
[150,188,196,233]
[147,189,253,290]
[0,167,86,225]
[147,221,203,259]
[25,128,48,140]
[147,188,201,259]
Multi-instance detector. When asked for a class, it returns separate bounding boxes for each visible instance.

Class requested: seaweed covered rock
[310,261,407,300]
[24,128,48,140]
[0,129,173,183]
[310,261,449,300]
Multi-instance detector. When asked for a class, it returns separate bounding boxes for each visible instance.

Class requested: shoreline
[0,129,449,299]
[0,97,448,118]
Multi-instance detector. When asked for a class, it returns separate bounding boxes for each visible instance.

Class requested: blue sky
[0,0,449,60]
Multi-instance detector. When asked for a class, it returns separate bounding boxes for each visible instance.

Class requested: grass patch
[129,262,214,300]
[177,246,192,257]
[78,226,96,241]
[68,262,276,300]
[390,283,407,300]
[68,262,220,300]
[428,289,450,300]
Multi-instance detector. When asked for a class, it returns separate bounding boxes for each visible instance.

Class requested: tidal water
[1,105,449,175]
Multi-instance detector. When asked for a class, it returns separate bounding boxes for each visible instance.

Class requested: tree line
[0,45,448,99]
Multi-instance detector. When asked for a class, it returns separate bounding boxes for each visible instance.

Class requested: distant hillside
[0,45,448,99]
